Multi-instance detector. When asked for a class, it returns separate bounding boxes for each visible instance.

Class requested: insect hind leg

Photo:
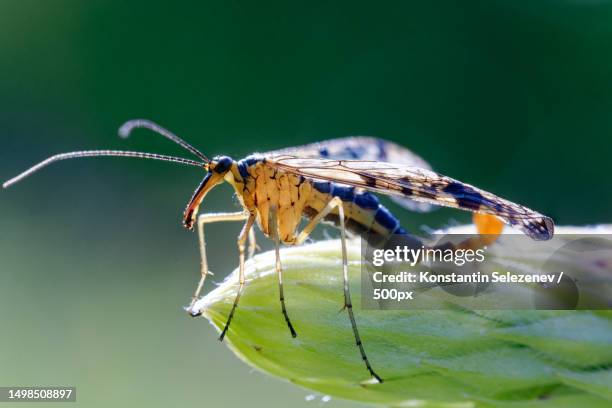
[293,197,383,383]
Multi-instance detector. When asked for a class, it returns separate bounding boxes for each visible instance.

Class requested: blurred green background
[1,1,611,407]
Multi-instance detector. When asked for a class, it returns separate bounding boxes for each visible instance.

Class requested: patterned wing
[268,136,434,212]
[267,156,554,240]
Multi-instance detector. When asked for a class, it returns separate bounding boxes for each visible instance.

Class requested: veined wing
[267,136,434,212]
[267,156,554,240]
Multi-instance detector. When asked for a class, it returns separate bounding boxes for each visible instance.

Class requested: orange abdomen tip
[473,213,504,245]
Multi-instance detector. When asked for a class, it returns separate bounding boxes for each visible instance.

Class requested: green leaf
[193,228,612,407]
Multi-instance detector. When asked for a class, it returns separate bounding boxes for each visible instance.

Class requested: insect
[3,119,554,383]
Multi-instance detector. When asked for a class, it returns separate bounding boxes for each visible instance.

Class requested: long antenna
[119,119,209,162]
[3,150,204,189]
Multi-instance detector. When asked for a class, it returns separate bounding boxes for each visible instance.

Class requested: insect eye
[213,156,233,173]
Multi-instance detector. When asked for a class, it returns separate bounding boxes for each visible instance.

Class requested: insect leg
[219,213,256,341]
[269,206,298,338]
[335,198,384,383]
[187,211,251,313]
[292,197,342,245]
[247,228,258,259]
[293,197,383,383]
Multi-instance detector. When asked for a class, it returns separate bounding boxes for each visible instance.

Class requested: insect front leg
[293,197,383,383]
[219,213,256,341]
[269,206,298,338]
[186,211,254,315]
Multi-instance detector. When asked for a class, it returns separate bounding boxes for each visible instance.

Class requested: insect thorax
[229,158,403,245]
[230,159,313,243]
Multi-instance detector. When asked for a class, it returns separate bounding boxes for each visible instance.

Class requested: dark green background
[1,1,610,407]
